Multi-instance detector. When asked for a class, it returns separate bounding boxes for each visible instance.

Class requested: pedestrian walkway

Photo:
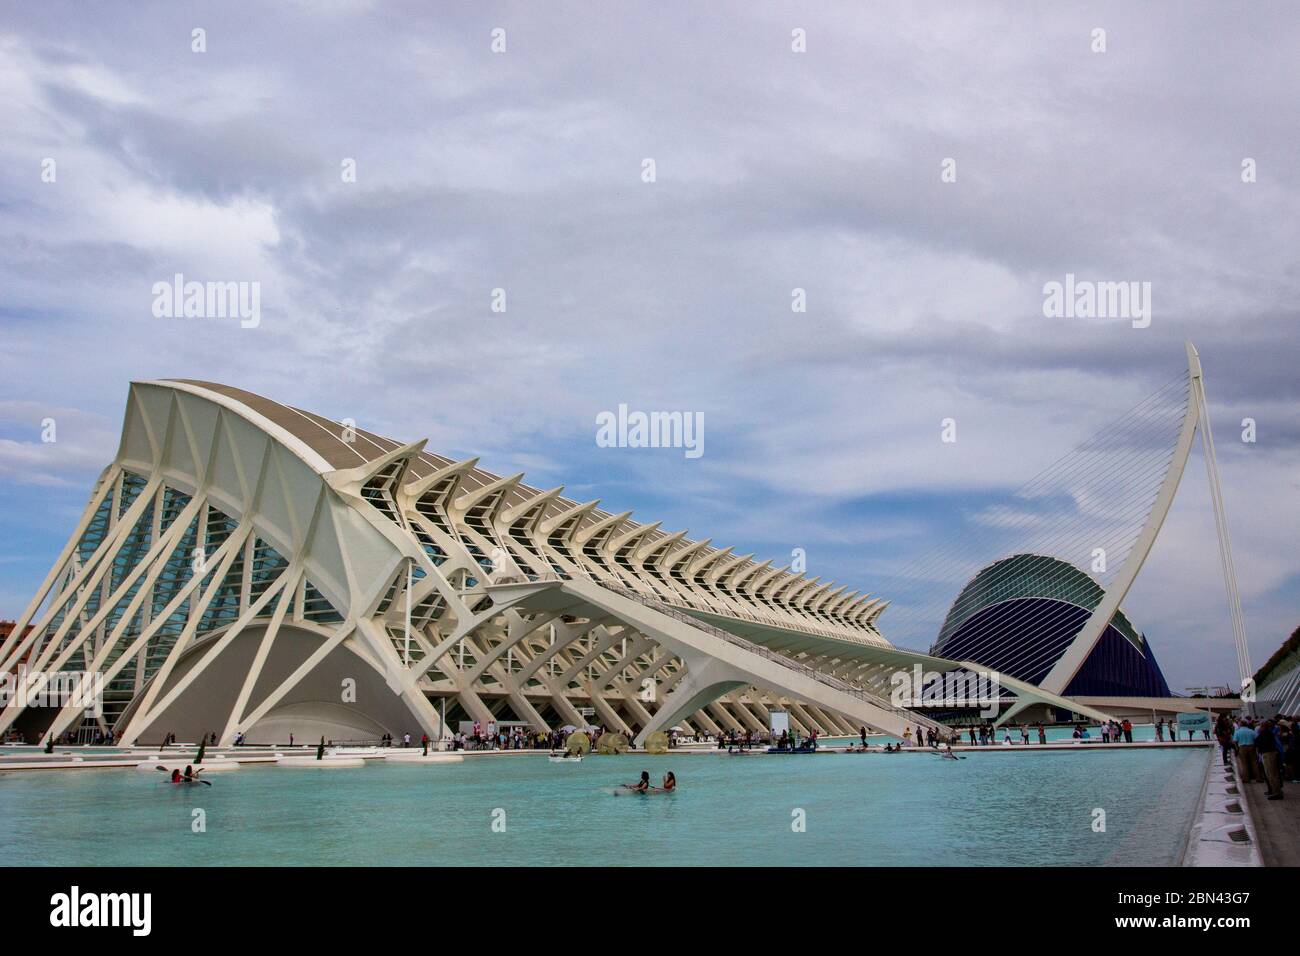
[1241,774,1299,866]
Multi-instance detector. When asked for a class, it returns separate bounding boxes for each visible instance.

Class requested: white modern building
[0,379,1102,746]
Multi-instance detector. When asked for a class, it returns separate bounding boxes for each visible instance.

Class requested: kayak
[549,755,582,763]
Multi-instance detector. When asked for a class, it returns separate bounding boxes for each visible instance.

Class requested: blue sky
[1,2,1297,690]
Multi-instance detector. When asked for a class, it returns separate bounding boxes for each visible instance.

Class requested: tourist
[1232,720,1258,782]
[1214,714,1234,765]
[859,726,867,747]
[1255,720,1284,800]
[1037,723,1047,745]
[1121,718,1133,743]
[1155,718,1164,741]
[659,772,677,792]
[1101,722,1110,743]
[623,771,651,793]
[1282,718,1300,783]
[903,726,913,747]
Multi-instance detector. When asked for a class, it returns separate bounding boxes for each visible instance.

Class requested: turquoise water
[0,747,1208,866]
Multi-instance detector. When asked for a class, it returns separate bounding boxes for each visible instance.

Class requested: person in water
[658,772,677,792]
[170,768,182,783]
[624,771,651,793]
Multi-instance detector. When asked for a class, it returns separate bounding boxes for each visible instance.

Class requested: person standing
[1256,720,1284,800]
[1233,720,1258,783]
[859,726,867,747]
[1214,713,1234,766]
[1121,719,1133,743]
[1283,718,1300,783]
[1037,723,1047,745]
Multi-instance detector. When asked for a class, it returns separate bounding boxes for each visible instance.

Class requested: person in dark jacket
[1256,720,1284,799]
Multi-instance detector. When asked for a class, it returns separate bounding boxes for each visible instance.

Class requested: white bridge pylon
[1037,341,1252,701]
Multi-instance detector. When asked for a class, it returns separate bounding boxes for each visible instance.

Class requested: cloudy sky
[1,2,1296,690]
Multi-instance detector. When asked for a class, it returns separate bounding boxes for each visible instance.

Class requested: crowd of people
[1219,713,1297,801]
[444,721,677,752]
[717,728,778,751]
[450,724,576,751]
[896,723,1047,747]
[20,714,1295,775]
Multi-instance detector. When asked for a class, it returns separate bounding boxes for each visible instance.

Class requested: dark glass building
[931,554,1171,698]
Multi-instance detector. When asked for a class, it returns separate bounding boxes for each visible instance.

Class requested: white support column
[1189,344,1252,699]
[633,653,748,745]
[218,572,301,745]
[1040,348,1201,696]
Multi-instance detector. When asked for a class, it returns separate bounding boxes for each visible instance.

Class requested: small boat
[549,754,582,764]
[764,746,819,754]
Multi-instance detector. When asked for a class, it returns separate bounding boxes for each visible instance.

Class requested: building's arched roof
[929,553,1171,699]
[934,553,1143,654]
[156,380,875,640]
